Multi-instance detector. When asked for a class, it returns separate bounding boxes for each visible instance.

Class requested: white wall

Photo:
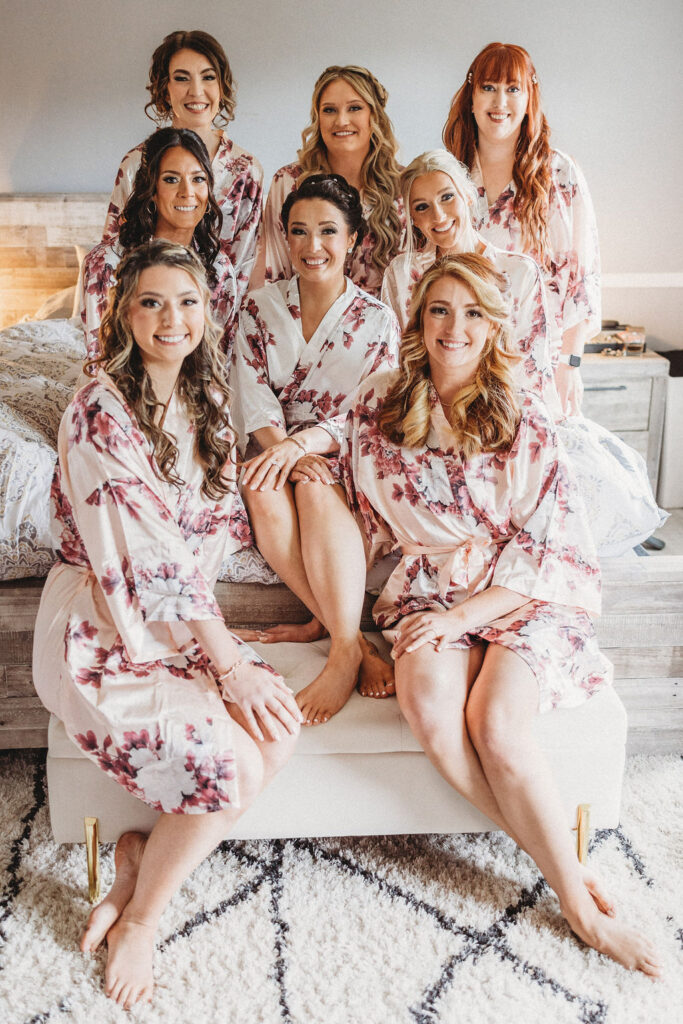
[2,0,682,346]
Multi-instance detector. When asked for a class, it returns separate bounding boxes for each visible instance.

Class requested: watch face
[569,354,581,367]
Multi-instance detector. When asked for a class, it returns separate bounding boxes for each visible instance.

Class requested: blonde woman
[252,64,404,296]
[33,241,301,1008]
[341,252,661,978]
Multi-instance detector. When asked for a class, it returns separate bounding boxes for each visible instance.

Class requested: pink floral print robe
[254,162,405,297]
[381,242,561,418]
[32,372,269,814]
[341,370,611,713]
[80,240,237,362]
[230,276,400,461]
[102,134,263,306]
[470,149,601,359]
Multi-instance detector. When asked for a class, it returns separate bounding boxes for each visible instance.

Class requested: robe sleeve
[340,393,398,569]
[559,157,601,339]
[380,258,411,333]
[316,307,401,446]
[492,396,602,614]
[80,244,117,362]
[254,169,296,286]
[225,157,264,304]
[101,147,142,244]
[59,388,224,661]
[229,295,287,447]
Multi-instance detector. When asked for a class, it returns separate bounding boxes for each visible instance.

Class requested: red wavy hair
[442,43,552,264]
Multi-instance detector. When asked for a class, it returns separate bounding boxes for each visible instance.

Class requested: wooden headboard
[0,193,109,328]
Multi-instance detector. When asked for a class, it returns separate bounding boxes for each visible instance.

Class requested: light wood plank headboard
[0,194,109,328]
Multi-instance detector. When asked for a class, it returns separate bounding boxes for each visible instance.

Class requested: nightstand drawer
[582,378,651,431]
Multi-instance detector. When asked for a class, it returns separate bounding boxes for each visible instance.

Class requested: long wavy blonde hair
[298,65,402,271]
[377,252,520,456]
[442,43,552,265]
[87,240,235,500]
[401,149,480,258]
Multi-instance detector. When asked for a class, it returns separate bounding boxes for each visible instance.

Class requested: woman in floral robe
[443,42,600,415]
[82,127,237,361]
[102,30,262,305]
[252,64,405,297]
[382,150,661,557]
[33,241,301,1010]
[232,174,400,725]
[341,252,660,978]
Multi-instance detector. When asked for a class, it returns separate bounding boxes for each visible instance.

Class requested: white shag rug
[0,751,681,1024]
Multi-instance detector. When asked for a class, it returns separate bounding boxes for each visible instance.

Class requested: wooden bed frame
[0,193,681,756]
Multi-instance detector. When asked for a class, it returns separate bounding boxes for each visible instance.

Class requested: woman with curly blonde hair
[341,252,661,979]
[253,64,404,296]
[33,240,301,1009]
[102,30,263,304]
[443,42,600,415]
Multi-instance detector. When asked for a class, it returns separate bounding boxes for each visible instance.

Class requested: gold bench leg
[84,816,101,904]
[575,803,591,864]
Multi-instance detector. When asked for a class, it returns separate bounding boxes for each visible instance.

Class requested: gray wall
[2,0,682,347]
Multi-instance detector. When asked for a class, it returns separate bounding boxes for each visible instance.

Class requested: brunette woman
[232,174,399,723]
[82,127,236,359]
[342,252,661,978]
[444,42,599,415]
[253,64,404,297]
[33,241,301,1009]
[103,29,262,303]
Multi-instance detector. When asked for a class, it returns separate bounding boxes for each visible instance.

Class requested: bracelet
[216,662,241,703]
[285,434,308,455]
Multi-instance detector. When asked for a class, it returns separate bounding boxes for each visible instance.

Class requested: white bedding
[0,318,278,584]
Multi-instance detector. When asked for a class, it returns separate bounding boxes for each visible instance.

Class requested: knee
[465,701,521,774]
[398,687,455,752]
[261,721,299,779]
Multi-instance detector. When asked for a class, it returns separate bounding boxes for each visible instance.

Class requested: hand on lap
[288,453,336,485]
[392,607,468,658]
[242,437,303,491]
[221,661,303,741]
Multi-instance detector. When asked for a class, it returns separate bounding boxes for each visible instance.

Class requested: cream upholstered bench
[46,637,625,847]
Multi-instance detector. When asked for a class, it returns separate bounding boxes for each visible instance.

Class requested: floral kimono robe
[81,240,237,362]
[381,242,560,418]
[341,370,612,713]
[102,134,263,306]
[32,372,268,814]
[470,149,601,358]
[254,162,405,297]
[230,276,400,462]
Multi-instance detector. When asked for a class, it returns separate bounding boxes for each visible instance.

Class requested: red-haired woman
[443,43,599,416]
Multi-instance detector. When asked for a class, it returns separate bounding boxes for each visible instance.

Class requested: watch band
[558,353,581,367]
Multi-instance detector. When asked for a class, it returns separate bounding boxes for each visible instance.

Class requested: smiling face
[127,264,205,381]
[409,171,471,252]
[422,275,491,383]
[318,78,372,161]
[286,197,355,285]
[471,78,528,146]
[153,147,209,243]
[166,48,221,130]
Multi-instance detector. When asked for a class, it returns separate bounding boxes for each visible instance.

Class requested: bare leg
[80,831,147,952]
[250,617,328,644]
[466,645,662,977]
[101,709,298,1008]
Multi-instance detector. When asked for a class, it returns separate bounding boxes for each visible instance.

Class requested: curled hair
[298,65,402,271]
[377,252,520,457]
[145,30,236,126]
[442,43,552,264]
[118,127,222,286]
[401,149,479,258]
[88,240,235,500]
[281,173,367,250]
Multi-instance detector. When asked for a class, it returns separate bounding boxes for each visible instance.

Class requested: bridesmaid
[443,42,600,415]
[103,30,263,304]
[83,127,236,359]
[253,64,404,296]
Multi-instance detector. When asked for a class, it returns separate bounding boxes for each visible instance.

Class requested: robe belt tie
[400,538,498,593]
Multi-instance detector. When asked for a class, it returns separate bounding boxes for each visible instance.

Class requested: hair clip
[467,72,473,84]
[531,74,538,84]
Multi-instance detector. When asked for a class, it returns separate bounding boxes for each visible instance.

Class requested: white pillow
[33,286,77,321]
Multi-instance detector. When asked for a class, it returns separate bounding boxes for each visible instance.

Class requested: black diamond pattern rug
[0,751,680,1023]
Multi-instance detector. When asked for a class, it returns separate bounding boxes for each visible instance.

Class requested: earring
[146,199,157,217]
[347,247,354,254]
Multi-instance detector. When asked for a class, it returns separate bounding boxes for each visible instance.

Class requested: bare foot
[232,617,328,644]
[358,634,396,698]
[580,863,616,917]
[80,831,147,953]
[562,895,662,977]
[104,912,156,1008]
[296,638,362,725]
